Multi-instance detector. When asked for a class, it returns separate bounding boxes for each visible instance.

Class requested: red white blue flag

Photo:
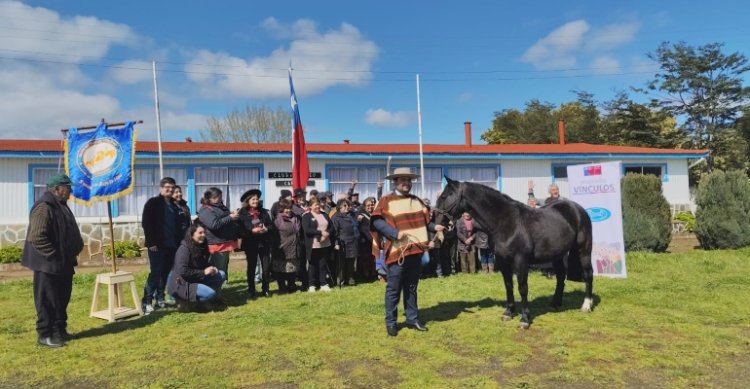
[289,70,310,191]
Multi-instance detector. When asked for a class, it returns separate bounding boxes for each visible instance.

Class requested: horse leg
[580,250,594,313]
[516,258,531,329]
[497,259,515,320]
[550,255,566,309]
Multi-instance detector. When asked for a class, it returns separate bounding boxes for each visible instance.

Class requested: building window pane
[411,167,443,203]
[553,166,568,179]
[329,166,387,201]
[32,168,108,217]
[446,167,498,188]
[118,168,187,216]
[196,167,260,210]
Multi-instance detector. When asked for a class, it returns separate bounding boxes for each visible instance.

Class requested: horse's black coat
[434,178,594,328]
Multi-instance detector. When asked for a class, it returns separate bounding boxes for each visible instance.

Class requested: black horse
[434,178,594,329]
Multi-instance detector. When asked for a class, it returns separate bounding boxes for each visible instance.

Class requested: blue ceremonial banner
[65,122,137,205]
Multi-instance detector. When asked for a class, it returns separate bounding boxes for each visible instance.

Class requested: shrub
[673,211,696,233]
[0,246,23,264]
[103,240,142,259]
[621,173,672,252]
[694,170,750,249]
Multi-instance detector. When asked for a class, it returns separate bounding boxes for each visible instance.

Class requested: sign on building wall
[567,161,627,278]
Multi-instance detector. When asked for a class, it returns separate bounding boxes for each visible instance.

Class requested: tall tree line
[481,42,750,176]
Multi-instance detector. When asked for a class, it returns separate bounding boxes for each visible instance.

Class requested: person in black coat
[355,196,377,281]
[141,177,187,312]
[238,189,276,299]
[331,199,359,286]
[301,196,335,292]
[168,223,226,311]
[21,174,83,348]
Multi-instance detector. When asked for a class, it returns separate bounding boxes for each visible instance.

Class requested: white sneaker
[308,286,316,293]
[142,303,154,315]
[320,285,332,292]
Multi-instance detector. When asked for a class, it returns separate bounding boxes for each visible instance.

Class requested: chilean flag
[289,70,310,191]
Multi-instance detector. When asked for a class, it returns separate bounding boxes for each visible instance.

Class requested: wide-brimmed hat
[46,173,75,188]
[240,189,262,203]
[385,167,420,180]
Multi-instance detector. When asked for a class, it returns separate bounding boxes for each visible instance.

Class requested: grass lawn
[1,249,749,389]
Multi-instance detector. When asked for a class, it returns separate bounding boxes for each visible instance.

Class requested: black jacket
[22,191,83,275]
[142,195,186,248]
[168,240,211,302]
[198,203,243,245]
[331,211,359,258]
[301,211,335,261]
[238,206,277,251]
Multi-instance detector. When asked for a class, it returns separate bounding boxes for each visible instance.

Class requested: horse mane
[461,181,526,209]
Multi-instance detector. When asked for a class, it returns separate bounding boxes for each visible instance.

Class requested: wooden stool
[90,271,143,322]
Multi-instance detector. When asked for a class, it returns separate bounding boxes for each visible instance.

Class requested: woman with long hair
[273,198,301,293]
[301,196,335,292]
[356,196,377,280]
[168,222,226,311]
[197,187,242,282]
[238,189,275,299]
[172,185,192,225]
[331,199,359,286]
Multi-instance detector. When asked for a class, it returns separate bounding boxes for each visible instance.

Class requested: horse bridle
[432,182,462,231]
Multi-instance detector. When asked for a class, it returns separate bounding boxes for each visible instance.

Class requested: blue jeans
[478,248,495,265]
[143,246,176,305]
[384,253,422,327]
[194,271,226,301]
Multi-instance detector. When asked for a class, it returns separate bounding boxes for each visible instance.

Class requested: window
[410,167,443,203]
[552,165,568,179]
[328,166,386,200]
[195,167,260,210]
[118,168,187,216]
[32,168,108,217]
[624,165,665,180]
[446,167,498,188]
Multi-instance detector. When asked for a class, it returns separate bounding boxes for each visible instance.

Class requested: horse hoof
[519,322,530,330]
[581,306,592,313]
[581,297,594,313]
[502,315,512,321]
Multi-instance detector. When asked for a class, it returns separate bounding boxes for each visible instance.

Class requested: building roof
[0,139,709,156]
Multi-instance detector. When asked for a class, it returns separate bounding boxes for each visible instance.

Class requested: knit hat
[46,173,74,188]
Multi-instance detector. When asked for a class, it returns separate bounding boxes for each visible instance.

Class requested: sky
[1,0,749,145]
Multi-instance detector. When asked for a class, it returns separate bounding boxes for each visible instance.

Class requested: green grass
[1,249,749,388]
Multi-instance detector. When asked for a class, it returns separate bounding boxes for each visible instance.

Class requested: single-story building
[0,122,708,259]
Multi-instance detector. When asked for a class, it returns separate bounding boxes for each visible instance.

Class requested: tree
[644,42,750,170]
[481,100,557,144]
[557,91,602,144]
[201,105,291,143]
[694,170,750,249]
[601,92,686,148]
[621,173,672,252]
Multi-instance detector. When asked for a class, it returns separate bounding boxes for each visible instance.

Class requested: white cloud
[0,61,121,139]
[108,60,153,84]
[521,20,590,69]
[364,109,415,128]
[0,1,138,62]
[185,19,379,99]
[586,22,641,51]
[121,107,208,141]
[590,56,621,75]
[521,19,640,70]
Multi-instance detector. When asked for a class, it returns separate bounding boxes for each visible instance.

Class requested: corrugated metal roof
[0,139,709,156]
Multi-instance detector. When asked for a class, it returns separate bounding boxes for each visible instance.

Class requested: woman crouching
[168,223,227,312]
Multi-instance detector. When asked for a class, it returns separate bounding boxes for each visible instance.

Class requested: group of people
[27,167,557,347]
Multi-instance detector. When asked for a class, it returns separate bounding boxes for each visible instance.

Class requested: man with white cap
[371,167,445,336]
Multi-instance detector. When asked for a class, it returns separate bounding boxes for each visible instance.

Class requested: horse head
[434,176,464,229]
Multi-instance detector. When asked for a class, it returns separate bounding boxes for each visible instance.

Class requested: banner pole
[106,200,118,274]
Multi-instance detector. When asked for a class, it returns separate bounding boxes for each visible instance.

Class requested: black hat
[294,188,307,197]
[280,189,292,198]
[240,189,262,203]
[317,192,327,200]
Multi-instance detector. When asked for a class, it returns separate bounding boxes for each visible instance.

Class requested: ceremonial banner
[65,122,136,205]
[289,70,310,191]
[567,161,627,278]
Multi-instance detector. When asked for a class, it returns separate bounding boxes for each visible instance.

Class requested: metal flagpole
[152,60,164,178]
[416,74,425,195]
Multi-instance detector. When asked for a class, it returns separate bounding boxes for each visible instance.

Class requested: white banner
[567,161,627,278]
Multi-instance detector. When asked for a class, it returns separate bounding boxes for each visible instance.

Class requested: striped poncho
[371,193,431,265]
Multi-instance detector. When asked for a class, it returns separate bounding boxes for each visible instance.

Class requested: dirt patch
[336,357,400,388]
[668,233,700,253]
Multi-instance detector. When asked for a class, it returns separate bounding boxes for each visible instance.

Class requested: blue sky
[1,0,748,144]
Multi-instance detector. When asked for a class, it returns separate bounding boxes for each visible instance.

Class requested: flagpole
[289,63,295,175]
[152,60,164,178]
[416,74,425,196]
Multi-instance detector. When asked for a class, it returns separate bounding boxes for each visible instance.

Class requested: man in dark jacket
[22,174,83,348]
[141,177,187,314]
